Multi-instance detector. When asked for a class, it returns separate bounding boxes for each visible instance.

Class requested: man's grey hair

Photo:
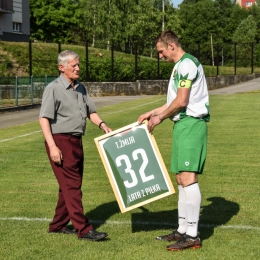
[58,50,79,68]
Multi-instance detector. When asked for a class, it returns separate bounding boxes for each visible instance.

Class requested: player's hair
[156,30,181,48]
[58,50,79,68]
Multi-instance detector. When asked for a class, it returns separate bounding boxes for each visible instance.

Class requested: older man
[39,50,111,241]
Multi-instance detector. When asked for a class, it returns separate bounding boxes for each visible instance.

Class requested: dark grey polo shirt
[39,74,97,136]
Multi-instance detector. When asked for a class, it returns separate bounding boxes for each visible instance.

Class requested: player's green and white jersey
[167,53,210,122]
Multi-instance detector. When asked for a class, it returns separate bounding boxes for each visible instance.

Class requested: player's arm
[138,103,167,124]
[147,80,192,132]
[159,87,190,120]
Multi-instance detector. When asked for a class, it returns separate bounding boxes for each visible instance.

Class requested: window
[13,22,21,32]
[0,0,13,12]
[246,1,253,6]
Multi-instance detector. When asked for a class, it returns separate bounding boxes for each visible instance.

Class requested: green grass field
[0,93,260,259]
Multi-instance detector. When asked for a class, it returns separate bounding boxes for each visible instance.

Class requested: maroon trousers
[46,134,93,237]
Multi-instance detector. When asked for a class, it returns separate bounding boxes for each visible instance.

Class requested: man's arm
[159,87,190,120]
[146,87,190,132]
[39,117,63,165]
[89,112,112,134]
[138,103,167,124]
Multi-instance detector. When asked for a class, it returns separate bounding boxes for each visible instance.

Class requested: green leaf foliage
[30,0,79,43]
[30,0,180,47]
[248,3,260,43]
[232,15,257,43]
[178,0,217,44]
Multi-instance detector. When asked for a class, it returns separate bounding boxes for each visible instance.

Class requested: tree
[76,0,181,55]
[225,4,248,43]
[248,0,260,66]
[164,1,182,36]
[232,15,257,67]
[178,0,217,44]
[30,0,182,51]
[212,0,234,43]
[30,0,79,43]
[248,1,260,42]
[232,15,257,43]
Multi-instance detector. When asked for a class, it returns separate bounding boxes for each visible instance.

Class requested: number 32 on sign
[94,121,175,213]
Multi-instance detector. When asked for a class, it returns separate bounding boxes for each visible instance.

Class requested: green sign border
[94,121,175,213]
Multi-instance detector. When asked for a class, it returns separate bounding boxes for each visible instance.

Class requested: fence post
[251,42,254,74]
[15,76,18,107]
[30,76,34,104]
[135,42,138,80]
[85,41,89,81]
[157,52,160,79]
[234,43,237,75]
[216,44,219,76]
[58,43,61,75]
[29,40,32,77]
[197,43,200,61]
[111,42,114,82]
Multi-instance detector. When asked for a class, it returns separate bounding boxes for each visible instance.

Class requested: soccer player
[138,30,210,251]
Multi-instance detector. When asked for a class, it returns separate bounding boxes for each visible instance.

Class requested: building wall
[236,0,256,8]
[0,0,13,36]
[0,0,30,42]
[22,0,30,36]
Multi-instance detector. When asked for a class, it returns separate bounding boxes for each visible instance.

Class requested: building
[0,0,30,42]
[236,0,257,8]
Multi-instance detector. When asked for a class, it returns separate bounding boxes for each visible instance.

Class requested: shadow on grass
[84,197,239,241]
[199,197,240,241]
[85,201,120,227]
[131,196,239,241]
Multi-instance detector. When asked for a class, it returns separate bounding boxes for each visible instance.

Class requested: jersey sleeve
[177,58,198,82]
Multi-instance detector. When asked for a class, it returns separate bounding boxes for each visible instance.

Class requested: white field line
[0,98,165,143]
[3,98,257,233]
[1,217,260,231]
[101,98,165,115]
[1,98,257,233]
[0,130,42,143]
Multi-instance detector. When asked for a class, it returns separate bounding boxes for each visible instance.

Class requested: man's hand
[138,111,153,125]
[147,115,163,132]
[100,123,112,134]
[50,145,63,165]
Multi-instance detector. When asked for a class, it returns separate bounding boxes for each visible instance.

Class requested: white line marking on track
[1,217,259,231]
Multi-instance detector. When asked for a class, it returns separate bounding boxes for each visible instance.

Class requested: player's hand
[138,111,153,124]
[147,115,162,132]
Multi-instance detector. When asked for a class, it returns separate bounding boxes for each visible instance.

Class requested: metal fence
[1,40,260,110]
[0,76,56,109]
[182,42,260,76]
[0,40,260,82]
